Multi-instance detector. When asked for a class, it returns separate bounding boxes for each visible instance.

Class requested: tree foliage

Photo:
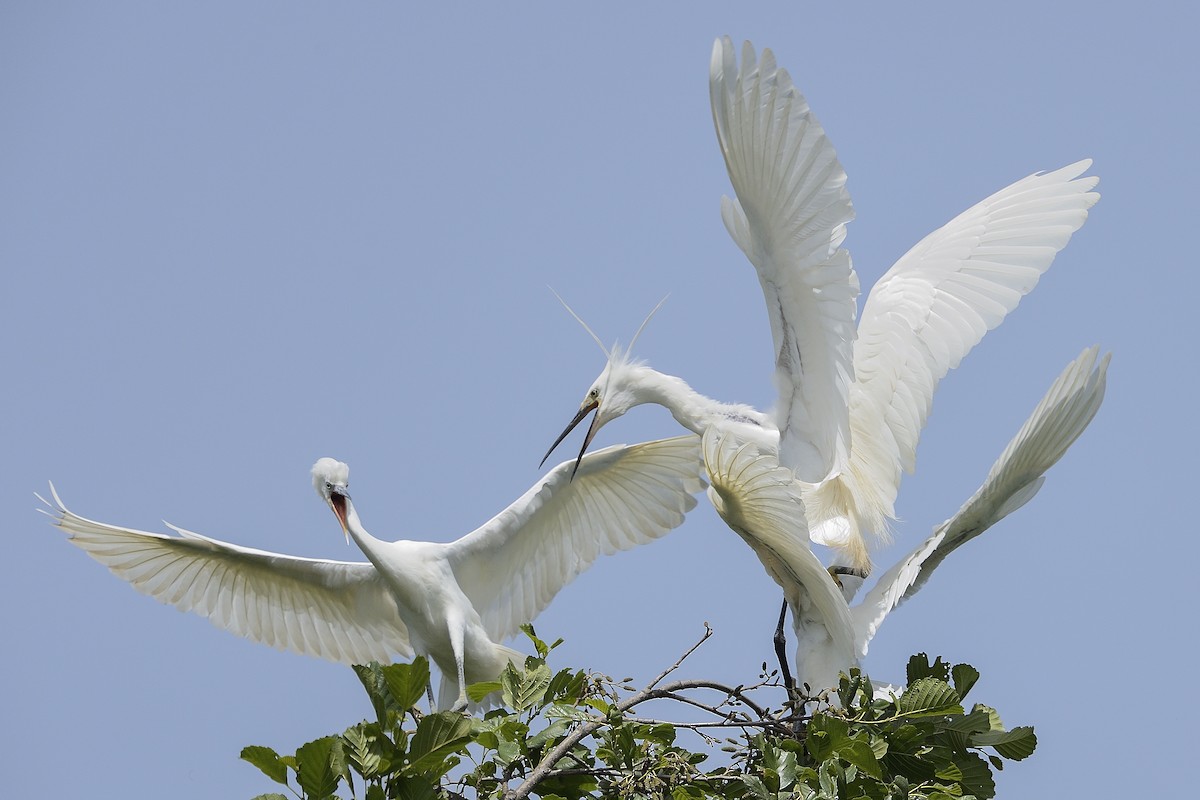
[243,627,1035,800]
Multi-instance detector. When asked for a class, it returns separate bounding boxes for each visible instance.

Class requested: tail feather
[803,475,878,572]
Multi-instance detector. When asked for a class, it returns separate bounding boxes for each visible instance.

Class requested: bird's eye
[325,482,333,491]
[588,388,599,399]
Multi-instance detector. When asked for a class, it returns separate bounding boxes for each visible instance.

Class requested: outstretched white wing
[43,487,412,664]
[701,427,855,668]
[825,162,1099,544]
[710,36,858,483]
[851,346,1109,653]
[446,436,705,643]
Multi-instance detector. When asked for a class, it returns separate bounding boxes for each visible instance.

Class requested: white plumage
[45,435,704,709]
[704,346,1109,691]
[849,346,1110,652]
[806,159,1100,567]
[701,427,857,692]
[547,37,1098,572]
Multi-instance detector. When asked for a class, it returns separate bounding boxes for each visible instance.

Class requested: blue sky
[2,3,1192,797]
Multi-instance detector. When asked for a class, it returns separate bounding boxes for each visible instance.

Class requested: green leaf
[342,723,391,780]
[932,756,963,783]
[330,737,350,789]
[907,653,942,683]
[807,729,834,763]
[501,663,521,709]
[249,795,289,800]
[494,732,522,766]
[546,668,587,703]
[972,703,1005,732]
[955,751,997,800]
[926,792,964,800]
[520,623,550,657]
[817,759,841,797]
[391,773,441,800]
[463,681,501,705]
[809,713,850,741]
[503,662,552,711]
[836,739,883,779]
[945,708,993,734]
[868,733,889,760]
[350,662,417,729]
[466,680,503,703]
[763,743,798,789]
[837,667,878,711]
[742,774,771,800]
[645,723,677,746]
[544,702,596,721]
[407,711,473,774]
[382,658,431,711]
[528,718,572,751]
[883,723,925,753]
[952,663,980,700]
[240,745,289,786]
[898,678,963,717]
[973,726,1037,761]
[883,750,937,783]
[352,662,399,727]
[295,736,342,800]
[540,769,600,798]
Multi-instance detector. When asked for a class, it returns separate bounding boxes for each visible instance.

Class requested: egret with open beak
[540,388,601,477]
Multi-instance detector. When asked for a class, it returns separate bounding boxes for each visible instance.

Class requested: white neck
[343,499,384,559]
[629,365,771,434]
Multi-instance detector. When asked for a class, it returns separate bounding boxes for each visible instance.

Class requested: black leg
[773,597,794,696]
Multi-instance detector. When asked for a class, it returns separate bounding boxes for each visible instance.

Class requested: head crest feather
[550,289,668,366]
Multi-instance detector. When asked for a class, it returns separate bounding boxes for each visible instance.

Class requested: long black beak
[540,398,600,479]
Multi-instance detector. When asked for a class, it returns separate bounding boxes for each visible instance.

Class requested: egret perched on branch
[43,436,704,710]
[705,346,1109,692]
[544,37,1099,572]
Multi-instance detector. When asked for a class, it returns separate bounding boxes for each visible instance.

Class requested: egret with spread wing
[705,346,1108,692]
[44,436,704,710]
[544,37,1099,572]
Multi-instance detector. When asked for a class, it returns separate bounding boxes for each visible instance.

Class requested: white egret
[704,346,1109,692]
[544,37,1100,572]
[43,436,705,710]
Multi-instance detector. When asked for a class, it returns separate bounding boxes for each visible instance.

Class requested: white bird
[43,436,705,710]
[705,346,1109,692]
[543,37,1099,572]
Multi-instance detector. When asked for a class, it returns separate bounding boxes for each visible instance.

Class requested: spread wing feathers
[901,345,1109,599]
[812,159,1099,548]
[709,36,858,483]
[446,435,705,644]
[850,346,1108,653]
[41,486,412,664]
[701,427,855,665]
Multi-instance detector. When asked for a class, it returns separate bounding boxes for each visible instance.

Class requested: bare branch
[504,627,714,800]
[645,624,713,691]
[634,679,775,719]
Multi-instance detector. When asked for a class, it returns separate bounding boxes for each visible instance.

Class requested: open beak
[540,397,601,479]
[329,486,351,544]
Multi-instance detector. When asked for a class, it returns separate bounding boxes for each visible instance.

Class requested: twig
[504,627,713,800]
[645,624,713,691]
[643,679,773,719]
[622,715,799,732]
